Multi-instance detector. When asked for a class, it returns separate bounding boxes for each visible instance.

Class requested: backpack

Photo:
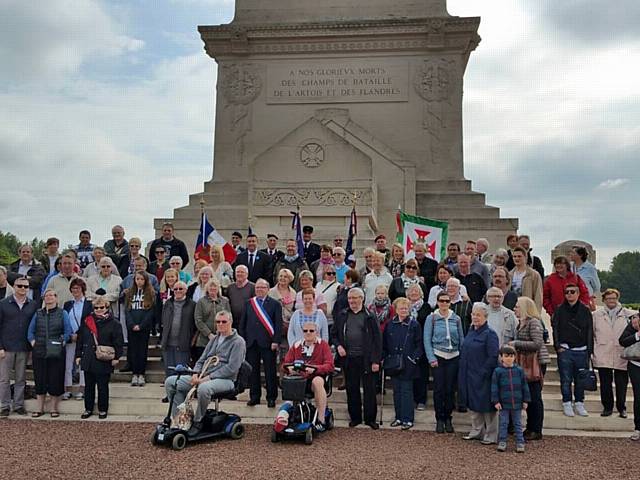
[235,361,253,393]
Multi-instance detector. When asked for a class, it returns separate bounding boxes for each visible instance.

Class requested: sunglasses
[94,306,108,310]
[303,329,316,333]
[332,253,342,257]
[405,266,417,270]
[438,299,451,304]
[565,289,578,294]
[174,287,186,291]
[14,284,29,289]
[155,250,165,255]
[130,245,141,248]
[100,265,111,269]
[326,272,336,276]
[215,320,229,324]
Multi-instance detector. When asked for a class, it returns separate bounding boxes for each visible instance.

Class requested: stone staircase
[19,338,635,437]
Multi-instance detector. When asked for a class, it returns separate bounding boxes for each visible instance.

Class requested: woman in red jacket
[283,321,334,431]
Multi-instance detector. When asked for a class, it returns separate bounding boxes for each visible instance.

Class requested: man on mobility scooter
[160,310,247,448]
[273,321,335,444]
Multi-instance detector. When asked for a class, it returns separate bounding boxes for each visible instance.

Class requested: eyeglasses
[303,329,316,333]
[437,299,451,304]
[564,289,578,294]
[94,306,108,310]
[100,265,111,269]
[173,287,186,291]
[130,245,141,248]
[501,353,515,357]
[405,266,417,270]
[14,284,29,289]
[332,253,342,257]
[215,320,229,324]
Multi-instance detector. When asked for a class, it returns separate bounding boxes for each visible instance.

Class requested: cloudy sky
[1,0,637,270]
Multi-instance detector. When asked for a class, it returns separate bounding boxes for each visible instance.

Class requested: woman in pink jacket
[592,288,635,418]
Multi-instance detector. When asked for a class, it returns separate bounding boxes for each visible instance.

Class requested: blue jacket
[491,365,531,410]
[383,317,423,380]
[423,311,464,364]
[458,322,499,413]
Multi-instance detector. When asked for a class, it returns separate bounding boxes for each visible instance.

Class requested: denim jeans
[392,377,414,423]
[557,349,588,403]
[498,409,523,444]
[432,356,459,421]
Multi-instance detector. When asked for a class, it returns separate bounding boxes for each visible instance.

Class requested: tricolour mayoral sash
[249,297,274,337]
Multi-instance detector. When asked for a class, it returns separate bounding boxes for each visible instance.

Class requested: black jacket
[552,301,594,354]
[148,260,170,279]
[303,242,321,267]
[233,250,272,284]
[388,277,428,302]
[63,299,93,330]
[148,237,190,268]
[7,260,46,301]
[75,314,124,375]
[160,298,196,351]
[240,296,283,348]
[456,272,487,303]
[417,257,438,291]
[619,323,640,348]
[0,296,39,352]
[333,307,382,367]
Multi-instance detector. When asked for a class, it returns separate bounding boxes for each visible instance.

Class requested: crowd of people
[0,224,639,447]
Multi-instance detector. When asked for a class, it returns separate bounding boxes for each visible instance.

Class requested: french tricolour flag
[195,212,237,264]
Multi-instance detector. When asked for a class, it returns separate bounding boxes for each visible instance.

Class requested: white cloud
[596,178,631,190]
[0,0,143,85]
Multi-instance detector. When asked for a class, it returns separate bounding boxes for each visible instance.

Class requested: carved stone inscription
[267,61,408,104]
[254,188,372,207]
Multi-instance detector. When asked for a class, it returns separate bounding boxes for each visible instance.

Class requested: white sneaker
[630,430,640,441]
[562,401,575,417]
[138,375,145,387]
[574,402,589,417]
[61,392,72,400]
[131,375,139,387]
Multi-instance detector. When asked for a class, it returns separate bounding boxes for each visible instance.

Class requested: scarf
[410,299,424,322]
[401,274,420,290]
[284,254,299,263]
[606,304,622,326]
[368,298,391,325]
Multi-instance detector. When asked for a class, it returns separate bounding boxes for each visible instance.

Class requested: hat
[627,310,639,319]
[266,233,279,240]
[232,231,243,238]
[374,234,386,242]
[302,225,314,234]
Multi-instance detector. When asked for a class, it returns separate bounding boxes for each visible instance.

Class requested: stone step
[417,206,501,219]
[416,191,488,208]
[416,179,473,193]
[23,395,633,432]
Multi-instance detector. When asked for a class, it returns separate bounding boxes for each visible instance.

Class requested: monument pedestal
[156,0,518,255]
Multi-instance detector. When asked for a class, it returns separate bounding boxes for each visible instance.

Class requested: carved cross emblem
[300,143,324,168]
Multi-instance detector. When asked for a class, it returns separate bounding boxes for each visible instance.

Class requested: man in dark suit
[233,234,272,283]
[240,279,283,408]
[302,225,321,266]
[259,233,283,287]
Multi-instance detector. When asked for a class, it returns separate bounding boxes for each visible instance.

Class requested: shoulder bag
[384,325,409,376]
[515,319,544,383]
[621,341,640,361]
[577,357,598,392]
[44,314,64,359]
[92,330,116,362]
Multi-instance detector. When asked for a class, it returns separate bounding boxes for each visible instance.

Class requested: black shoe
[81,411,93,419]
[457,406,468,413]
[188,421,203,436]
[619,409,628,419]
[13,407,27,416]
[601,409,613,417]
[267,400,276,408]
[525,431,543,441]
[98,412,107,419]
[0,408,10,417]
[436,420,445,434]
[444,418,454,433]
[161,396,169,403]
[348,420,361,428]
[337,385,346,391]
[119,363,132,373]
[366,421,380,430]
[246,400,260,406]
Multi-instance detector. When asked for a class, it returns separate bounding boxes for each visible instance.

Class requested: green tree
[0,231,47,266]
[599,251,640,303]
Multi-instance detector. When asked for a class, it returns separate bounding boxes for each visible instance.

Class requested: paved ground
[0,420,632,479]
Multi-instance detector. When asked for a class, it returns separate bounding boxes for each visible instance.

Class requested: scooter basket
[281,375,307,401]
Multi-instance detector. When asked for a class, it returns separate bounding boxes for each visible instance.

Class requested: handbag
[577,358,597,392]
[383,324,409,376]
[516,351,543,383]
[621,341,640,361]
[44,315,64,359]
[92,332,116,362]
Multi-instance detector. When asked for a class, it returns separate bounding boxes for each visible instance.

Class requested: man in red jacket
[283,321,334,430]
[543,256,590,315]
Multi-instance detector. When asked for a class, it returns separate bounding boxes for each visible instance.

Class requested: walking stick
[379,369,385,426]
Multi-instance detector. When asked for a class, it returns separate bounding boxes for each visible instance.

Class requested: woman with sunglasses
[288,288,329,346]
[424,291,464,433]
[316,265,340,326]
[75,295,124,419]
[388,258,427,302]
[427,264,467,309]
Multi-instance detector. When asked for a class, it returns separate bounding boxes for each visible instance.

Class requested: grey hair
[235,264,248,274]
[472,302,489,317]
[169,256,183,267]
[255,278,270,288]
[215,310,232,321]
[446,277,461,287]
[406,283,424,298]
[298,270,314,281]
[0,265,6,275]
[487,287,504,297]
[174,281,188,290]
[347,287,365,299]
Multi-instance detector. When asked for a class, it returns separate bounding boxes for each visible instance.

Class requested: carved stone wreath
[414,58,456,102]
[254,189,371,207]
[300,142,325,168]
[219,64,262,105]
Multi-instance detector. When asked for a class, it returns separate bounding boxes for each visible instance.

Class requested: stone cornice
[198,16,480,58]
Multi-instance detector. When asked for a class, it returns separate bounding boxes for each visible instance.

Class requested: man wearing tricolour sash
[240,278,283,408]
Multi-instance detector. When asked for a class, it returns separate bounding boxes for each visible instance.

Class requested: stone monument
[156,0,518,253]
[552,240,597,266]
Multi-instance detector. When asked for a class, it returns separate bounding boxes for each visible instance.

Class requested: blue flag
[345,207,357,262]
[290,210,305,256]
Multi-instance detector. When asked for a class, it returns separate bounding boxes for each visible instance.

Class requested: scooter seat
[212,389,238,401]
